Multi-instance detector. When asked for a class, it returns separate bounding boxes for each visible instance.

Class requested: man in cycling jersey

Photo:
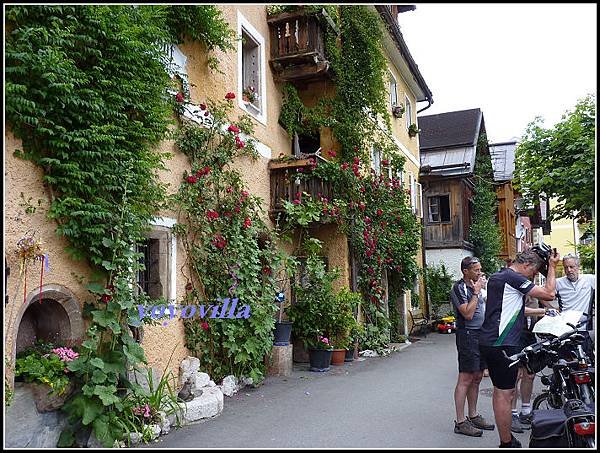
[479,248,560,448]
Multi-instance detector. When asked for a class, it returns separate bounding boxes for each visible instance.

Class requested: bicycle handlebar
[502,317,589,366]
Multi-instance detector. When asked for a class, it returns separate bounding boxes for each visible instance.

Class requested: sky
[398,3,597,144]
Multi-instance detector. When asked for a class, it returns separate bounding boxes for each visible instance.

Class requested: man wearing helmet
[479,247,560,448]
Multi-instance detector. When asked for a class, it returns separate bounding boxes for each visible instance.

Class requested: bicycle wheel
[533,391,563,410]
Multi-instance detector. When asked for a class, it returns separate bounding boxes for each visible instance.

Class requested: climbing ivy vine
[469,134,502,275]
[276,5,422,351]
[5,5,234,447]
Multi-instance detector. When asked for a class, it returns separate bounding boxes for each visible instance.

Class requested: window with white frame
[389,71,398,107]
[408,172,422,217]
[371,146,382,176]
[238,13,266,124]
[405,95,413,130]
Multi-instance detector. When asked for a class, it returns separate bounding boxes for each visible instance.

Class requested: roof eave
[375,5,433,105]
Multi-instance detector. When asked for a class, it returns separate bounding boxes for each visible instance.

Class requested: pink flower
[235,136,245,149]
[226,187,233,193]
[201,321,210,331]
[228,124,240,134]
[52,347,79,362]
[243,217,252,229]
[187,175,198,184]
[175,92,185,103]
[293,199,301,205]
[377,209,383,216]
[225,92,236,100]
[328,150,337,158]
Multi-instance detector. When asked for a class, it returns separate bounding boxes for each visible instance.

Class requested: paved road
[147,333,543,448]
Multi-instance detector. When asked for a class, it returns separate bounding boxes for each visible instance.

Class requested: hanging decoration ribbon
[16,232,46,304]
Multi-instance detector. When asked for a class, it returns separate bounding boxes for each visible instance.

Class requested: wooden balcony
[268,10,331,82]
[269,159,335,218]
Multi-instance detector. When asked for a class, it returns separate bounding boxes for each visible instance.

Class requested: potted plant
[307,335,333,372]
[408,123,420,138]
[328,287,362,365]
[272,255,298,346]
[285,255,339,371]
[14,344,77,412]
[242,85,258,104]
[391,104,404,119]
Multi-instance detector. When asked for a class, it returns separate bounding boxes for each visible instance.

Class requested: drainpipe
[417,98,433,114]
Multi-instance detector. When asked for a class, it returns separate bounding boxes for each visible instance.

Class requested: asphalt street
[146,332,544,449]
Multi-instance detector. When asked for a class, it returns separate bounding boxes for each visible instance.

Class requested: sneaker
[499,434,522,448]
[454,419,483,437]
[518,411,533,428]
[511,413,524,433]
[467,414,495,430]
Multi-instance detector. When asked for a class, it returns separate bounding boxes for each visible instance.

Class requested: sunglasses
[462,258,480,269]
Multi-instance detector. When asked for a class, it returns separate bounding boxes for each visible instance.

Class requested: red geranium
[225,92,235,100]
[187,175,198,184]
[228,124,240,134]
[200,321,210,331]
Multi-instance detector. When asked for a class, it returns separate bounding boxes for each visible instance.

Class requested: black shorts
[480,345,521,390]
[456,329,487,373]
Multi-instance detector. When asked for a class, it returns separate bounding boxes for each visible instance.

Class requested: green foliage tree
[423,263,454,317]
[514,94,595,222]
[469,136,502,275]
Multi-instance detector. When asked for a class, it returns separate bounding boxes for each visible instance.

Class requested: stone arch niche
[14,284,85,355]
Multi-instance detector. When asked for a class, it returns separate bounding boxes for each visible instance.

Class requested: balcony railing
[269,159,334,218]
[268,10,330,82]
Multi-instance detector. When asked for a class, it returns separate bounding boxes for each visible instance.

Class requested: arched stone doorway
[13,284,85,356]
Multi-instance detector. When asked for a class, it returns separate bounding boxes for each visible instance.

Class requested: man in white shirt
[555,253,595,360]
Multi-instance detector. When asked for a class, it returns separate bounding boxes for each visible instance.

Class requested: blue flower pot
[308,348,332,372]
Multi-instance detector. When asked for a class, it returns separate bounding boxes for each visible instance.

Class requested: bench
[408,309,431,337]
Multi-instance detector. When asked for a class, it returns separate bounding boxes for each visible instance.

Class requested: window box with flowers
[242,85,259,104]
[408,123,420,138]
[391,104,405,119]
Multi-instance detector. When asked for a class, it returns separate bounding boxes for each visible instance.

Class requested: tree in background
[514,94,595,223]
[423,263,454,318]
[469,135,502,275]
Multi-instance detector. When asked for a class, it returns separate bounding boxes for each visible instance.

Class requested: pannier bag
[529,409,569,448]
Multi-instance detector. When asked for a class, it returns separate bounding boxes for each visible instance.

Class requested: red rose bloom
[175,92,185,103]
[228,124,240,134]
[101,294,112,303]
[206,210,219,221]
[377,209,383,216]
[243,217,252,229]
[200,103,207,110]
[225,92,236,100]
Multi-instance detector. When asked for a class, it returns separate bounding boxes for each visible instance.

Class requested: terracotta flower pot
[331,349,346,366]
